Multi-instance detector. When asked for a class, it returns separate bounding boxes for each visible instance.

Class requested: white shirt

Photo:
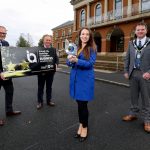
[136,36,147,47]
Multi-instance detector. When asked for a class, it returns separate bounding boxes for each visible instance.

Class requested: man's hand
[143,72,150,80]
[0,73,7,80]
[124,73,129,79]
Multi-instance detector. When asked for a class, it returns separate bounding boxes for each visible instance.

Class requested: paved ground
[0,69,150,150]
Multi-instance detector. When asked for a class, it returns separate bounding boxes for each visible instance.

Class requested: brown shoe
[0,119,5,126]
[144,123,150,133]
[47,101,55,107]
[122,115,137,121]
[6,111,21,116]
[37,103,43,110]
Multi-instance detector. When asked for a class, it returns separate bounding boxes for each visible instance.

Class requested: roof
[52,20,74,30]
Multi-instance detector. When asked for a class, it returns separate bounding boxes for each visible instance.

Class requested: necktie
[138,40,142,49]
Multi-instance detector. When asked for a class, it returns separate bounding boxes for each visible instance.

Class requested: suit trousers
[129,69,150,123]
[0,79,14,112]
[37,72,55,104]
[76,100,89,128]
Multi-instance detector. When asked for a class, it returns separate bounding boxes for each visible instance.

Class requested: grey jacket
[124,37,150,78]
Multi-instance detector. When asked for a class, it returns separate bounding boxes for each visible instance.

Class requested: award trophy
[65,39,77,56]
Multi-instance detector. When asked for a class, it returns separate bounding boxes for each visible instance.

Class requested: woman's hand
[67,55,78,63]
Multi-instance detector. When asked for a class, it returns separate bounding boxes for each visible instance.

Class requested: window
[115,0,122,19]
[62,41,65,49]
[68,28,72,35]
[57,43,60,50]
[141,0,150,12]
[95,4,102,23]
[55,31,58,38]
[80,9,85,27]
[62,30,65,36]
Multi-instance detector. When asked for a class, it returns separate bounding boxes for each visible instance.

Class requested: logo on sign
[26,50,37,63]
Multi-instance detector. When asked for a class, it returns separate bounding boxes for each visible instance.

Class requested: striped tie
[138,40,142,49]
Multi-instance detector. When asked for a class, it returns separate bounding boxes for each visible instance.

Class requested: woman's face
[80,29,90,44]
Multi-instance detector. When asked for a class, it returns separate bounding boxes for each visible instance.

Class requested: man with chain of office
[122,22,150,133]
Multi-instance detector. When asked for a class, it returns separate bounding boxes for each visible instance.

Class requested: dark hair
[77,27,96,59]
[135,22,147,30]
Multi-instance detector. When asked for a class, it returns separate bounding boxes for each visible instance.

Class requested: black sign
[0,47,55,78]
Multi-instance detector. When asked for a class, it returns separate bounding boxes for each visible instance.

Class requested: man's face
[135,25,147,39]
[43,36,52,48]
[0,27,7,40]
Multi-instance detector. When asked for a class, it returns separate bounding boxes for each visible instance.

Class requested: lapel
[141,37,150,57]
[131,40,136,57]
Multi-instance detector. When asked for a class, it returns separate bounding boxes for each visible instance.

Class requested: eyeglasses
[0,32,7,35]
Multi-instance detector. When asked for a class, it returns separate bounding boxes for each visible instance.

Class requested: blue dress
[67,48,96,101]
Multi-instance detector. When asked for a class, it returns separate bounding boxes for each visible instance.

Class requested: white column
[104,0,108,21]
[87,3,90,26]
[127,0,132,16]
[73,9,76,31]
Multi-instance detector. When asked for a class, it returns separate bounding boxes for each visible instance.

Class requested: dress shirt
[136,36,147,47]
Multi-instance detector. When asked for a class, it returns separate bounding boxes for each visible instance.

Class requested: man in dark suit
[37,34,59,109]
[122,22,150,132]
[0,26,21,126]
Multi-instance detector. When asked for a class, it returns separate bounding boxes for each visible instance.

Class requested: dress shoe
[122,115,137,121]
[6,111,21,116]
[0,119,5,126]
[47,101,55,107]
[74,133,80,138]
[79,135,88,142]
[79,127,88,142]
[37,103,43,110]
[144,123,150,133]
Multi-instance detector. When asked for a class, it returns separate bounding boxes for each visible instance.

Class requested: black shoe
[74,133,80,138]
[47,101,55,107]
[79,136,88,142]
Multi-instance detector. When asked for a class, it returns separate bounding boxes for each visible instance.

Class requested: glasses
[0,32,7,35]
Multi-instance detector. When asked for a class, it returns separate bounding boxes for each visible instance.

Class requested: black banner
[0,47,55,78]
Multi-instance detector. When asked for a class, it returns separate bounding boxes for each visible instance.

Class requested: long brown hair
[77,27,96,59]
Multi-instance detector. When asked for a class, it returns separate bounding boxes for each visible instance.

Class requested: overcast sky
[0,0,74,46]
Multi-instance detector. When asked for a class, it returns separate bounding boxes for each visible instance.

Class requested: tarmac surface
[0,66,150,150]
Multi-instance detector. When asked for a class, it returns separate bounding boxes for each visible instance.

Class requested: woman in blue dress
[67,27,97,142]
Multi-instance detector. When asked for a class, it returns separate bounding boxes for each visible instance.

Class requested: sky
[0,0,74,46]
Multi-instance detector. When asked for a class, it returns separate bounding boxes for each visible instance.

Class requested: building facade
[70,0,150,55]
[52,21,74,52]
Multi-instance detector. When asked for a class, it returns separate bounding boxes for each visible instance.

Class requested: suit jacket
[0,40,9,73]
[124,37,150,78]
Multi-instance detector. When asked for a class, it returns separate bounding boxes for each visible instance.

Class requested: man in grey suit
[122,22,150,133]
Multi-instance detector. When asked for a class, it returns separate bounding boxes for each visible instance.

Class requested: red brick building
[70,0,150,55]
[52,21,74,51]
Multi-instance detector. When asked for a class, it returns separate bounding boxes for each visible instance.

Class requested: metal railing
[88,2,150,26]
